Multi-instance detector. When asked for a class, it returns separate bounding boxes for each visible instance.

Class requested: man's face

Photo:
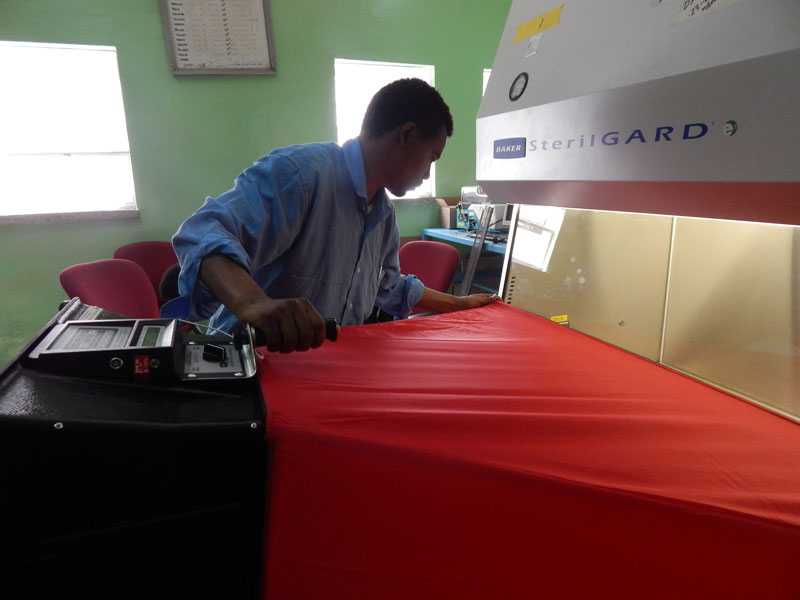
[385,125,448,197]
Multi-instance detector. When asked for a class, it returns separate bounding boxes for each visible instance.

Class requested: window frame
[334,57,438,200]
[0,41,138,224]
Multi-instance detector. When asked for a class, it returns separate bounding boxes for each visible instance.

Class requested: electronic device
[457,187,513,232]
[25,298,257,382]
[459,202,513,232]
[24,297,338,383]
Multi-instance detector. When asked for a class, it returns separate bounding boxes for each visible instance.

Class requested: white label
[525,33,543,57]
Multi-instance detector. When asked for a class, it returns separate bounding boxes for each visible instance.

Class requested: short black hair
[361,78,454,140]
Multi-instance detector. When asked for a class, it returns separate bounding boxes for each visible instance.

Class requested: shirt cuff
[406,275,425,312]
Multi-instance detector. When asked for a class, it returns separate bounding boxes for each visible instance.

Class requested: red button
[134,355,150,375]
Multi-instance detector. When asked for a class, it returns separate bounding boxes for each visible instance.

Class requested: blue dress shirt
[171,139,425,332]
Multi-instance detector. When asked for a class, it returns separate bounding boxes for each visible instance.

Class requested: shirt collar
[342,138,391,220]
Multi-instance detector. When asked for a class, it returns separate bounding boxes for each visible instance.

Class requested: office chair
[158,263,180,305]
[113,241,178,304]
[399,240,460,293]
[59,259,160,319]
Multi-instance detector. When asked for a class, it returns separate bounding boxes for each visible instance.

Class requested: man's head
[360,78,453,197]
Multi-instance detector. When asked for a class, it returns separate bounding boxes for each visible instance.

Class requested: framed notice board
[160,0,276,75]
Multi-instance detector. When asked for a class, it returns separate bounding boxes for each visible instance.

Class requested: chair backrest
[399,240,460,293]
[59,259,160,319]
[159,263,181,305]
[113,241,178,303]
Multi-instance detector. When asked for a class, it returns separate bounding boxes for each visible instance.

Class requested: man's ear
[398,122,416,145]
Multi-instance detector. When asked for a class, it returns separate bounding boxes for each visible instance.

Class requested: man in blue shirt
[173,78,495,353]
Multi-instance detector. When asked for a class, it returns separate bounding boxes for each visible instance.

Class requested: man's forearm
[200,254,267,316]
[416,287,499,314]
[200,254,327,352]
[415,287,463,313]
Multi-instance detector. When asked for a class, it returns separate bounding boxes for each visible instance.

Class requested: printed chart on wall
[160,0,276,74]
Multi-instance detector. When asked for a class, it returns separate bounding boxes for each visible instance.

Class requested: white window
[0,41,136,220]
[334,58,436,199]
[512,205,566,273]
[483,68,492,95]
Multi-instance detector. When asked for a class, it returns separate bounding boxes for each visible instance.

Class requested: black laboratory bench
[0,302,268,598]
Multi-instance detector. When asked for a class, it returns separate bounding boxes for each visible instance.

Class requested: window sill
[0,209,140,226]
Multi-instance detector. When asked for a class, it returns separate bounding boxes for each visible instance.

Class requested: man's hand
[236,296,326,353]
[455,293,498,310]
[200,254,326,353]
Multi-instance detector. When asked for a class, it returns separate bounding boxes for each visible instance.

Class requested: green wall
[0,0,510,365]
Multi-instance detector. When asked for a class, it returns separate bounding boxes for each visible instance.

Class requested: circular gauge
[723,119,738,136]
[509,72,529,102]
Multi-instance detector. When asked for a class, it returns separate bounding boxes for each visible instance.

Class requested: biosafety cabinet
[478,0,800,419]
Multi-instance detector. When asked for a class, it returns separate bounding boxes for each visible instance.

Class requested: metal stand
[458,205,494,296]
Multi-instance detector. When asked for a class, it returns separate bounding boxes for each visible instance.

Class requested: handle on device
[324,318,339,342]
[237,318,339,348]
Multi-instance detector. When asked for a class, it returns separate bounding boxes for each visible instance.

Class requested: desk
[421,228,507,255]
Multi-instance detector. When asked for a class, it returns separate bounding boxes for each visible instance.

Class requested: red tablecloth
[260,303,800,599]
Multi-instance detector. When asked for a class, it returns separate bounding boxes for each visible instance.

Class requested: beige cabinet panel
[663,219,800,416]
[505,208,673,361]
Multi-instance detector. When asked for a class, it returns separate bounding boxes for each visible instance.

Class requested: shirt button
[357,268,361,274]
[349,302,353,309]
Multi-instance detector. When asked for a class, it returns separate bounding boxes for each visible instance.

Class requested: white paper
[167,0,271,70]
